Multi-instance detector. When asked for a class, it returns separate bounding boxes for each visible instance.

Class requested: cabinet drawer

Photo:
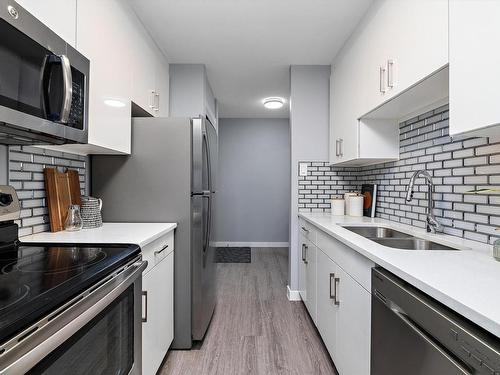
[142,231,174,275]
[298,218,317,245]
[316,229,374,292]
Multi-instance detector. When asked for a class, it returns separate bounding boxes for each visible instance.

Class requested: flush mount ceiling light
[104,99,126,108]
[263,97,285,109]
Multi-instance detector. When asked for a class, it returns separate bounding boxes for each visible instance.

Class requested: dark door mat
[215,247,251,263]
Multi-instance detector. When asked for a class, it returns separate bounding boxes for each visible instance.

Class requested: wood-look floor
[160,248,337,375]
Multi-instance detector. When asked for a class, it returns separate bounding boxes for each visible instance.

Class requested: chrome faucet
[405,169,443,233]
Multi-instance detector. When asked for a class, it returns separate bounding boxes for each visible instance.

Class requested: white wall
[289,65,331,292]
[214,118,290,247]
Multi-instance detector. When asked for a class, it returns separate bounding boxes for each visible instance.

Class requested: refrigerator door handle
[202,131,212,253]
[192,190,211,197]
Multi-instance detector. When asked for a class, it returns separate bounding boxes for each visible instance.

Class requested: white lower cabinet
[300,223,372,375]
[335,266,371,375]
[141,234,174,375]
[299,235,317,324]
[316,250,338,360]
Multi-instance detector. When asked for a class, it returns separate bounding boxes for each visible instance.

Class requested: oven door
[0,258,146,375]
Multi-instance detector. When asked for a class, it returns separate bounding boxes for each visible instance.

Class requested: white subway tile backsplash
[8,146,88,235]
[298,107,500,244]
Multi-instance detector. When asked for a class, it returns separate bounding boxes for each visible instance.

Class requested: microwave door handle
[40,55,50,119]
[59,55,73,124]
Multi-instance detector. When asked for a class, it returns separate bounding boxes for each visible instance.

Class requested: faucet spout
[406,169,442,233]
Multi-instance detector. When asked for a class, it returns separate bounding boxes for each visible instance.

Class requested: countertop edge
[298,213,500,338]
[20,223,178,248]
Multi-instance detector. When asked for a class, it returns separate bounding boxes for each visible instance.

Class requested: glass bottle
[494,236,500,262]
[65,204,83,231]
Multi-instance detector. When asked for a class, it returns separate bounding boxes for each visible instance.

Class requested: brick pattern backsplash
[298,163,358,212]
[298,105,500,244]
[9,146,87,237]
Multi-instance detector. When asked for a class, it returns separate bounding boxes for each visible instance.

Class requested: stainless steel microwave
[0,0,89,145]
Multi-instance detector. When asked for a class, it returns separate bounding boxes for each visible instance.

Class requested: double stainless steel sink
[343,226,460,251]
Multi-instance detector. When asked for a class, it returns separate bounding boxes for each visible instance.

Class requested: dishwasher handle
[386,301,472,375]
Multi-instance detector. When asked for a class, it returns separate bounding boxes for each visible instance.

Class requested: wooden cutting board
[44,168,82,232]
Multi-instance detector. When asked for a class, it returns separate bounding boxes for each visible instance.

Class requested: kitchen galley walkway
[161,247,337,375]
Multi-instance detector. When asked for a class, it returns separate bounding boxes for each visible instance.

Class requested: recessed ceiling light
[263,97,285,109]
[104,99,126,108]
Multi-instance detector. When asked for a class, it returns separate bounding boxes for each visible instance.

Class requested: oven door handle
[0,259,147,375]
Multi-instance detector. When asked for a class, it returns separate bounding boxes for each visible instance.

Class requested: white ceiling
[129,0,372,118]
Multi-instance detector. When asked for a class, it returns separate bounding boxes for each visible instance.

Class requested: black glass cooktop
[0,241,140,345]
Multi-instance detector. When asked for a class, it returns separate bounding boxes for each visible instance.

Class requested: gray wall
[289,65,331,290]
[214,118,290,244]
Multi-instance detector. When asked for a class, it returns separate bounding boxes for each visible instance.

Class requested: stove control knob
[0,193,13,207]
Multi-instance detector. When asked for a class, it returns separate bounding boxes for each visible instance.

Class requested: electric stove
[0,186,145,375]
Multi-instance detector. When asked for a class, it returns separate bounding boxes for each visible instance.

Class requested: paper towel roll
[331,199,345,216]
[348,195,364,217]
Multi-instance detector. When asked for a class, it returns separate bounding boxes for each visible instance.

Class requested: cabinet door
[354,0,448,116]
[329,67,359,164]
[383,0,448,101]
[335,267,371,375]
[155,53,170,117]
[142,253,174,375]
[305,243,317,324]
[130,21,157,116]
[450,0,500,137]
[77,0,132,154]
[298,235,307,303]
[316,249,339,362]
[16,0,77,46]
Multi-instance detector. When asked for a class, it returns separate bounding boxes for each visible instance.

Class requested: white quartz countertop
[20,223,177,248]
[299,212,500,338]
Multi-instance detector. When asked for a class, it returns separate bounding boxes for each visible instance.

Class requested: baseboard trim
[287,285,301,301]
[213,242,289,248]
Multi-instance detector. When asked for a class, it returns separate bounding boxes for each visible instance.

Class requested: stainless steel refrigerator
[92,117,217,349]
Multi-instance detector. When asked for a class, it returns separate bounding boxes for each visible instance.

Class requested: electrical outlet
[299,163,308,177]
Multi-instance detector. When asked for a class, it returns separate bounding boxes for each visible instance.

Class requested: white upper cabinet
[36,0,169,155]
[358,0,448,115]
[155,51,170,117]
[76,0,134,154]
[15,0,77,46]
[130,21,169,118]
[131,28,158,117]
[330,0,448,166]
[449,0,500,137]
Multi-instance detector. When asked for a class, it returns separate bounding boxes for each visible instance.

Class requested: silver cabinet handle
[339,138,344,158]
[303,245,308,264]
[335,139,340,157]
[334,277,340,305]
[387,59,394,89]
[301,244,306,262]
[149,90,155,109]
[379,66,386,94]
[142,291,148,323]
[329,273,335,299]
[154,92,160,112]
[154,244,168,255]
[301,226,309,233]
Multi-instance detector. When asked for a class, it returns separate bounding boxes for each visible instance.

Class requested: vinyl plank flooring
[160,248,337,375]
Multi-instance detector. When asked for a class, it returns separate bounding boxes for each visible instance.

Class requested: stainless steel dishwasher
[371,268,500,375]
